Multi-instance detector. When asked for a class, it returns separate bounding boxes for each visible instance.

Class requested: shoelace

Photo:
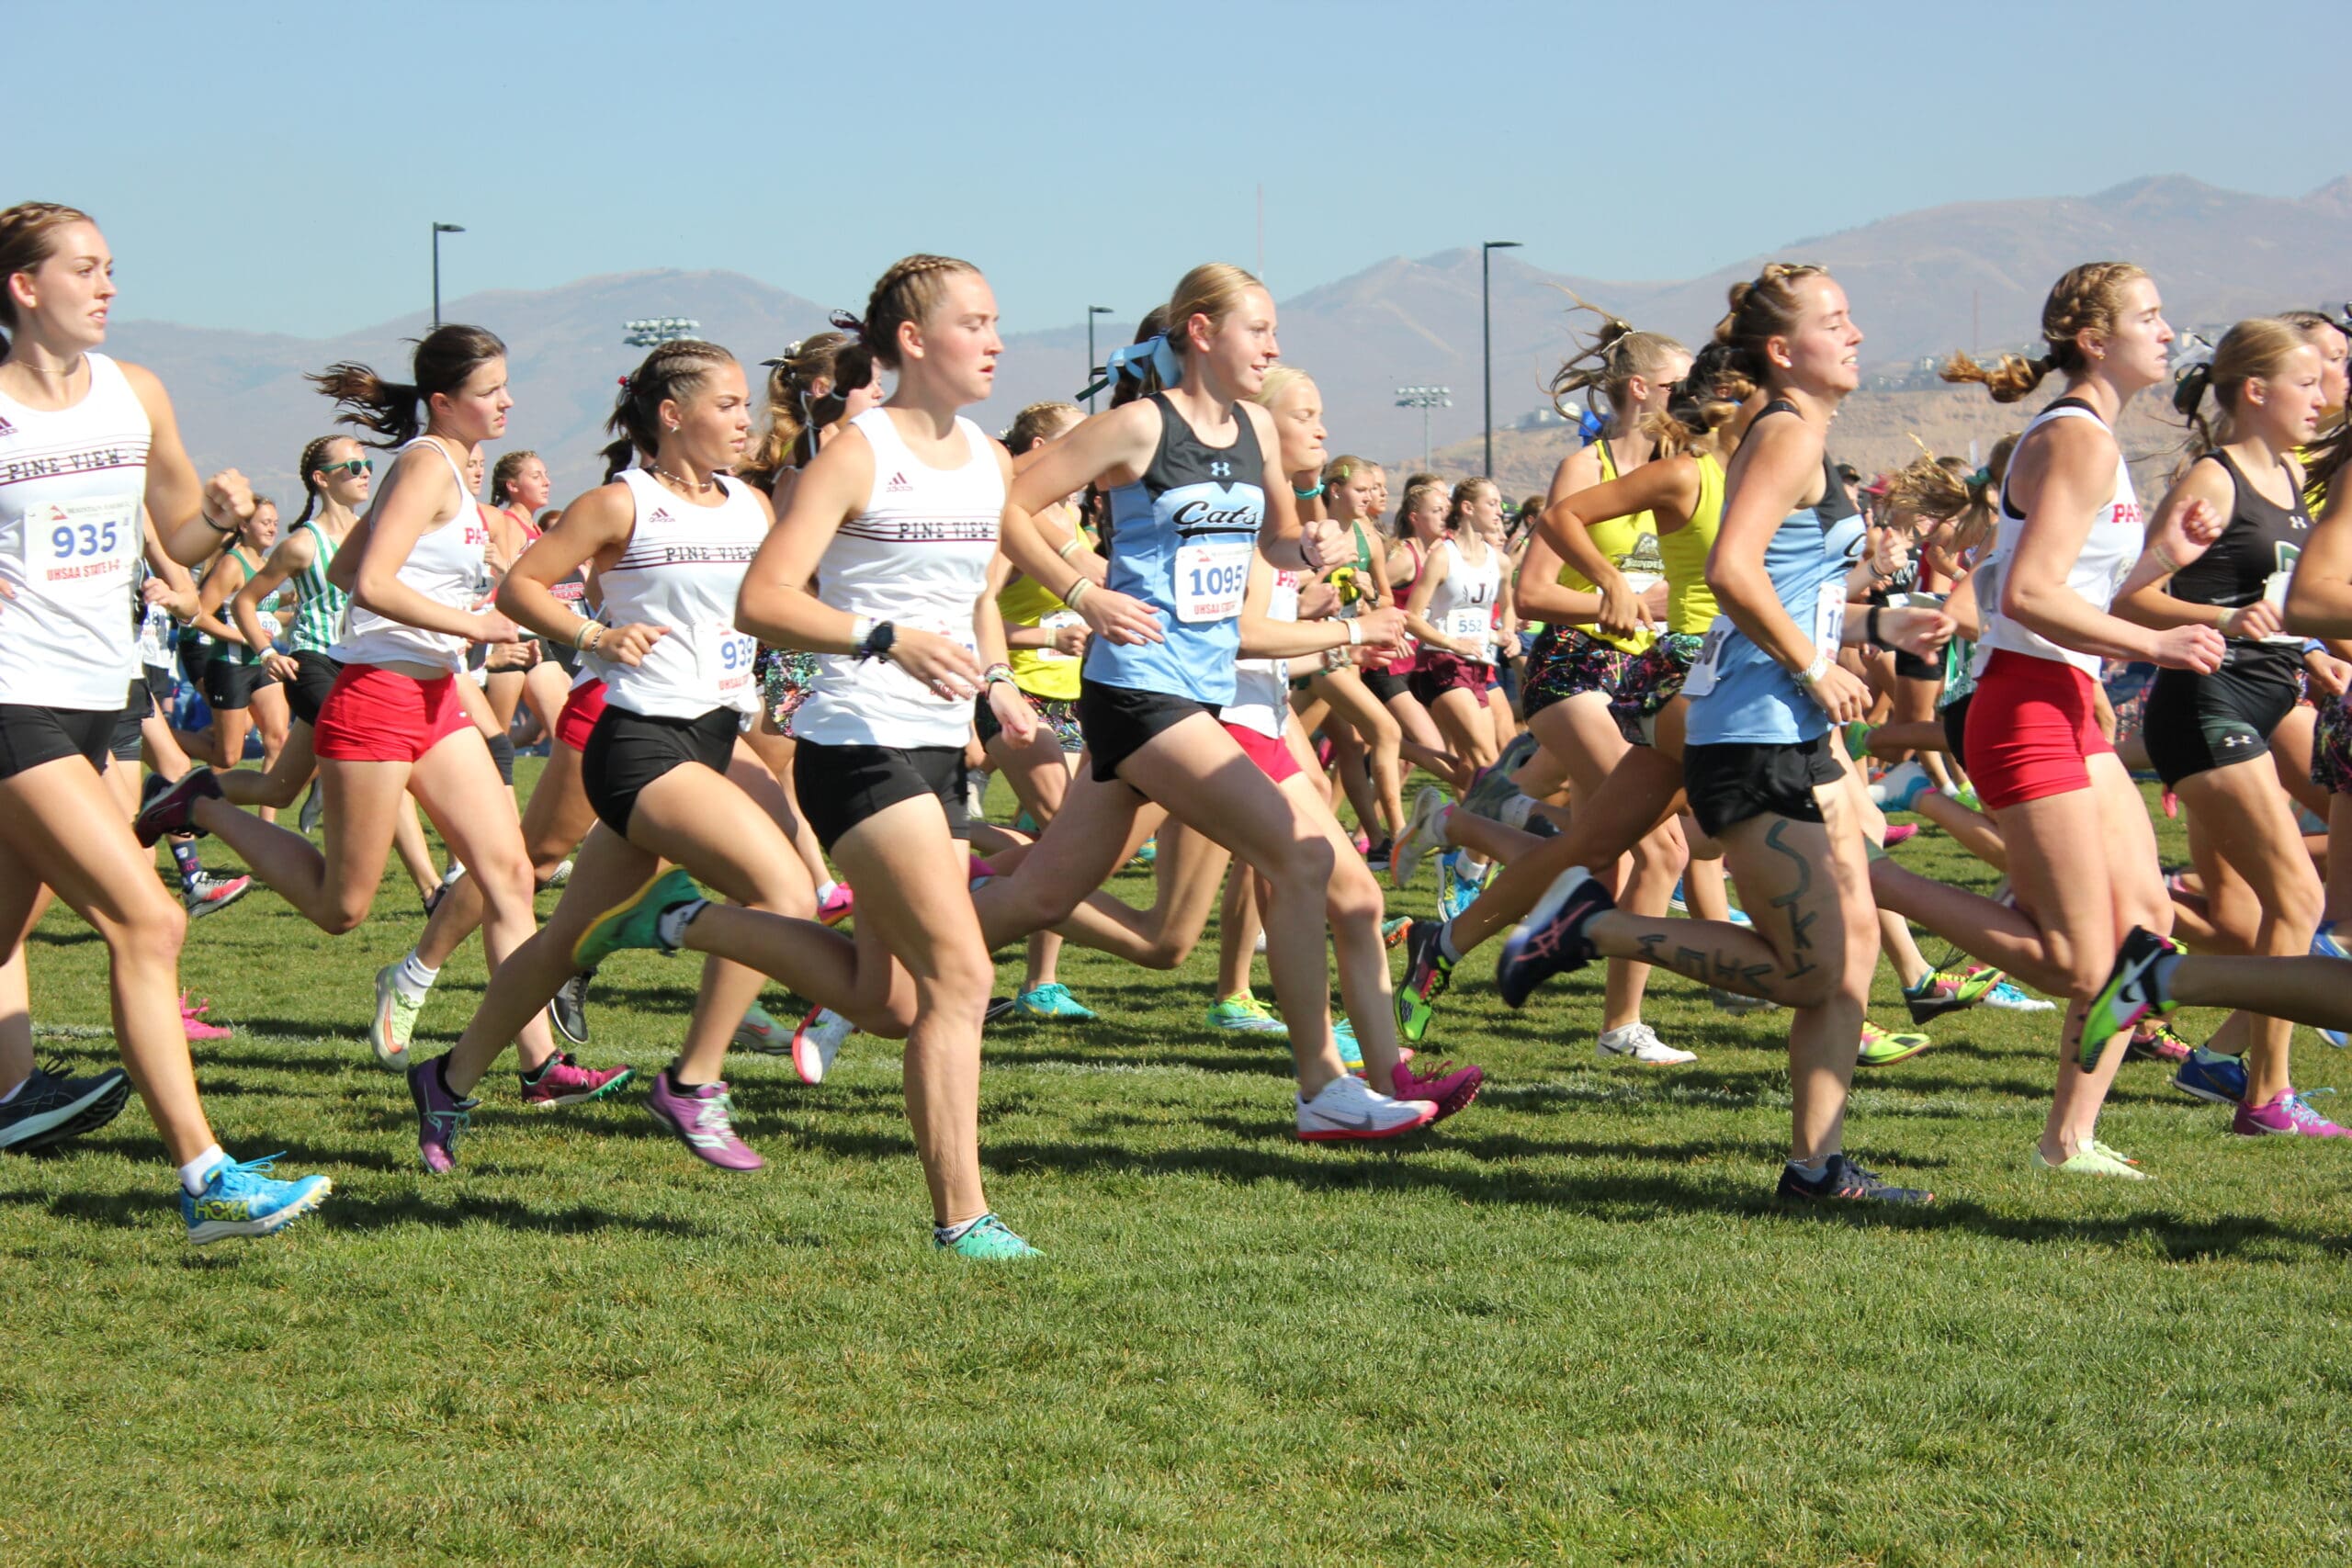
[2287,1089,2339,1131]
[211,1152,287,1191]
[694,1091,739,1135]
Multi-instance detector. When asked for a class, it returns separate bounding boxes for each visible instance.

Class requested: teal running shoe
[936,1213,1039,1259]
[2315,924,2347,1049]
[182,1154,332,1244]
[1205,993,1286,1032]
[1333,1016,1362,1071]
[573,867,702,969]
[731,1001,787,1055]
[1438,849,1485,922]
[1014,982,1096,1021]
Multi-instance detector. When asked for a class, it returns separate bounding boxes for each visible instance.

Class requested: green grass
[3,758,2347,1566]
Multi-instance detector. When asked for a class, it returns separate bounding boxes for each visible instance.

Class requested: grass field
[2,758,2346,1566]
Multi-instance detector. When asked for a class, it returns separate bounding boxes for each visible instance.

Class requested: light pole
[1481,240,1521,479]
[1086,306,1114,412]
[622,317,702,349]
[1395,386,1451,473]
[431,222,465,329]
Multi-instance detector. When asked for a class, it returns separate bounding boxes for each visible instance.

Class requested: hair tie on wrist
[1295,482,1326,501]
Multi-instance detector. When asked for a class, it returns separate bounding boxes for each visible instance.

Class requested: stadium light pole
[1482,240,1521,479]
[622,317,702,348]
[1086,306,1114,412]
[1395,386,1451,473]
[431,222,465,329]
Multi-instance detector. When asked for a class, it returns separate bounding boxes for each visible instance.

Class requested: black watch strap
[857,620,897,662]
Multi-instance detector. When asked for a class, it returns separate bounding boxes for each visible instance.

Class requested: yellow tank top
[1657,450,1725,635]
[998,573,1083,701]
[1555,437,1657,653]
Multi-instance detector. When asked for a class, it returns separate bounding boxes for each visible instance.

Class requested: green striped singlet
[288,520,348,655]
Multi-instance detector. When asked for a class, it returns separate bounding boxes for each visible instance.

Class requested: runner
[188,495,292,806]
[0,200,327,1235]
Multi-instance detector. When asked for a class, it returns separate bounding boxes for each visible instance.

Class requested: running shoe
[1856,1021,1932,1067]
[1708,987,1777,1015]
[545,858,574,889]
[1902,967,1999,1025]
[2089,1138,2142,1168]
[2314,923,2347,1049]
[1497,866,1612,1009]
[133,766,220,846]
[1395,919,1453,1044]
[181,1153,332,1244]
[818,883,855,927]
[1334,1017,1362,1072]
[1668,879,1689,915]
[791,1006,852,1085]
[1969,969,2053,1011]
[1126,837,1157,870]
[2234,1089,2352,1138]
[368,963,424,1069]
[1882,824,1920,849]
[2170,1048,2248,1106]
[0,1063,130,1153]
[2081,926,2181,1065]
[183,869,251,919]
[936,1213,1040,1259]
[1295,1073,1438,1142]
[1381,915,1412,949]
[1013,982,1096,1021]
[1871,761,1935,812]
[1948,781,1983,813]
[2125,1021,2193,1065]
[408,1057,476,1174]
[550,970,593,1046]
[1463,732,1540,823]
[1774,1153,1935,1205]
[518,1054,635,1108]
[572,867,702,968]
[1363,838,1393,873]
[1390,1055,1481,1120]
[1390,786,1451,889]
[1841,720,1874,761]
[298,780,323,834]
[179,992,233,1042]
[731,1002,787,1054]
[645,1069,764,1171]
[1596,1021,1696,1065]
[2031,1144,2148,1179]
[1438,849,1486,922]
[1205,993,1286,1033]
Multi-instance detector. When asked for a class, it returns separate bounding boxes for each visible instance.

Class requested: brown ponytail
[601,339,738,483]
[1942,262,2147,403]
[311,323,507,448]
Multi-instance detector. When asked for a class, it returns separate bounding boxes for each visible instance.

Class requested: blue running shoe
[1497,866,1613,1009]
[2171,1048,2248,1107]
[936,1213,1040,1259]
[181,1154,332,1244]
[2315,924,2347,1049]
[1013,982,1097,1021]
[1438,849,1485,922]
[1333,1016,1362,1071]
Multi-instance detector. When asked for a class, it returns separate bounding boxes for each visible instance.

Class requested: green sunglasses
[317,457,375,478]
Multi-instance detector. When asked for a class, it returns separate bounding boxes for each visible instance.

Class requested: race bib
[1813,581,1847,654]
[1174,539,1252,624]
[1035,609,1084,662]
[1679,615,1734,699]
[703,623,760,706]
[2261,543,2302,646]
[28,497,136,586]
[136,604,174,666]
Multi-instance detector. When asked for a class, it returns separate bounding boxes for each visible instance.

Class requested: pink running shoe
[179,993,233,1042]
[1882,823,1919,848]
[645,1067,764,1171]
[517,1054,635,1108]
[2233,1089,2352,1138]
[1391,1057,1482,1122]
[818,883,854,927]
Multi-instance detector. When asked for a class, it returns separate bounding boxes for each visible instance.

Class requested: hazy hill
[106,174,2350,502]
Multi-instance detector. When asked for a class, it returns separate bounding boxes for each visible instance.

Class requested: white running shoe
[1596,1022,1697,1065]
[791,1006,853,1085]
[1295,1073,1438,1142]
[546,858,573,889]
[1390,785,1451,889]
[1870,761,1934,812]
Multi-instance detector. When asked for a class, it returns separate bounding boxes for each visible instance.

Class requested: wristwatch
[857,620,897,662]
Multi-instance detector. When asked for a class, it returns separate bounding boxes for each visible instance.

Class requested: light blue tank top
[1083,393,1267,705]
[1683,405,1864,747]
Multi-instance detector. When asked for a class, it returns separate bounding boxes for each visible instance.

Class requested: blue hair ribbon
[1077,334,1181,401]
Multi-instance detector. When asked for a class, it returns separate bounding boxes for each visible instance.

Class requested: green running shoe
[369,964,425,1070]
[1902,965,2001,1024]
[1204,993,1285,1032]
[1856,1021,1931,1066]
[936,1213,1039,1259]
[731,1002,788,1055]
[573,867,702,970]
[2032,1144,2148,1180]
[1014,982,1096,1021]
[1395,919,1453,1044]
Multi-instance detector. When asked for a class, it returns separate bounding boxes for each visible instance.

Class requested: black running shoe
[550,970,593,1046]
[298,780,324,834]
[134,767,221,847]
[0,1063,131,1153]
[1495,866,1612,1009]
[1775,1153,1936,1206]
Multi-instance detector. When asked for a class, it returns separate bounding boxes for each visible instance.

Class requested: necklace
[651,462,717,496]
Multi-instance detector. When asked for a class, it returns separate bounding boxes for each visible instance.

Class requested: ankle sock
[934,1213,989,1246]
[391,951,439,1003]
[1786,1154,1831,1181]
[1435,920,1463,964]
[1498,794,1533,831]
[169,838,202,888]
[653,897,708,951]
[179,1144,228,1195]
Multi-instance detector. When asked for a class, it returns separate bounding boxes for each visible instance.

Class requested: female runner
[188,496,293,793]
[0,200,328,1236]
[138,325,585,1097]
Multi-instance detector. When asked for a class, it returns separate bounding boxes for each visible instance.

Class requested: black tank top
[2169,450,2311,683]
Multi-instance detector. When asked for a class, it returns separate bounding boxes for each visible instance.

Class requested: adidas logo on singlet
[886,471,913,493]
[0,414,13,436]
[650,507,673,523]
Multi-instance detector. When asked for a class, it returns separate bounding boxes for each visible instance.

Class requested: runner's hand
[986,679,1038,746]
[1298,517,1345,572]
[1878,606,1955,659]
[1352,608,1406,651]
[595,621,669,667]
[202,470,255,530]
[2305,650,2351,698]
[2152,623,2227,673]
[1048,623,1090,659]
[888,626,982,699]
[261,649,300,683]
[1801,661,1871,724]
[1072,584,1163,647]
[1596,578,1645,641]
[2219,600,2282,641]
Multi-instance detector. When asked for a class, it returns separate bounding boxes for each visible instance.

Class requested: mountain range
[108,175,2352,504]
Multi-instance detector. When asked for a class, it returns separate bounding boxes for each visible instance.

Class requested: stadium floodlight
[622,317,702,348]
[1395,385,1453,472]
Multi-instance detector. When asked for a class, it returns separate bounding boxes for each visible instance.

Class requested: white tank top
[331,437,490,672]
[597,469,765,720]
[1973,400,2143,679]
[0,353,152,709]
[1226,569,1301,739]
[1427,536,1501,664]
[791,408,1002,749]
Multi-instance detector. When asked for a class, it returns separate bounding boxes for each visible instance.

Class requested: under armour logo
[1209,460,1232,479]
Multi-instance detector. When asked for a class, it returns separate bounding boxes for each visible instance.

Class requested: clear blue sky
[17,0,2345,339]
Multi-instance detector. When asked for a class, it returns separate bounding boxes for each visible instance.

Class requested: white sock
[1498,794,1534,831]
[1457,852,1490,877]
[0,1075,24,1105]
[179,1144,228,1194]
[934,1213,989,1244]
[816,879,840,904]
[392,951,439,1002]
[654,897,708,951]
